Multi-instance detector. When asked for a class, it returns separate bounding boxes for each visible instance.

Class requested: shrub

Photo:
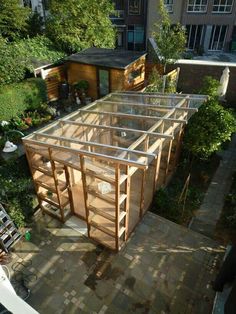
[0,78,47,121]
[0,157,35,227]
[184,100,236,159]
[184,76,236,159]
[0,35,65,85]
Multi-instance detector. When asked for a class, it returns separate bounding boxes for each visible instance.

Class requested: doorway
[68,167,86,220]
[98,68,110,98]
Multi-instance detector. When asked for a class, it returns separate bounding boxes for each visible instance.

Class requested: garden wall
[167,60,236,107]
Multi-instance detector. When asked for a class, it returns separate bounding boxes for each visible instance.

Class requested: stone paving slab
[7,212,225,314]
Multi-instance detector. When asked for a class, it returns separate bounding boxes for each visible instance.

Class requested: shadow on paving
[7,212,225,314]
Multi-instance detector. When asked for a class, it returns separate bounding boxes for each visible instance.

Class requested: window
[212,0,233,13]
[186,25,204,50]
[164,0,173,12]
[128,67,143,83]
[127,25,144,51]
[116,31,124,48]
[187,0,208,12]
[128,0,141,15]
[209,25,227,50]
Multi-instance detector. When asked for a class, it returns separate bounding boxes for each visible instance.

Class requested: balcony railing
[110,10,125,20]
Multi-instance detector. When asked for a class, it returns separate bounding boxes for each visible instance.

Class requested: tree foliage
[152,0,186,71]
[0,35,65,84]
[46,0,116,53]
[0,0,30,40]
[184,76,236,159]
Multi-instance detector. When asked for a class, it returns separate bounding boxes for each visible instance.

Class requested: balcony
[110,10,125,20]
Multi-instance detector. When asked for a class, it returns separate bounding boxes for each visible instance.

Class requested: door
[98,68,110,98]
[69,167,86,220]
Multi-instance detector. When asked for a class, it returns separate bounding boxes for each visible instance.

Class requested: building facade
[21,0,49,20]
[111,0,148,51]
[147,0,236,53]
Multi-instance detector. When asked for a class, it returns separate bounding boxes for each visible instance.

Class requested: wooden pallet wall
[41,65,66,101]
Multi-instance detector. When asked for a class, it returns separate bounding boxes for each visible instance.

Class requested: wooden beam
[115,164,120,251]
[59,119,173,139]
[48,148,65,222]
[33,132,156,159]
[23,138,149,169]
[80,155,90,238]
[124,165,131,241]
[78,108,187,123]
[111,91,207,101]
[97,100,198,112]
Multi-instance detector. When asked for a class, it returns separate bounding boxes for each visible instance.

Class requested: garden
[217,171,236,243]
[151,76,236,226]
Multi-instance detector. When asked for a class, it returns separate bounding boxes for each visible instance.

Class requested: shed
[66,48,147,100]
[23,92,207,251]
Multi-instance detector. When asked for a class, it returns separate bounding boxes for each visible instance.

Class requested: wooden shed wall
[67,63,98,100]
[124,56,146,91]
[41,65,65,101]
[110,68,125,92]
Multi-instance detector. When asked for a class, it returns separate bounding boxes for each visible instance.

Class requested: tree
[152,0,186,73]
[0,35,65,85]
[27,9,44,37]
[183,76,236,159]
[46,0,116,53]
[0,0,30,40]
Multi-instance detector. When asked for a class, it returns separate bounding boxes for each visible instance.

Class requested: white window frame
[164,0,174,13]
[212,0,234,13]
[186,25,204,50]
[208,25,228,50]
[187,0,208,12]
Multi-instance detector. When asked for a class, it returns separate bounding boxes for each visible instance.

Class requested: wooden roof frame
[23,92,207,168]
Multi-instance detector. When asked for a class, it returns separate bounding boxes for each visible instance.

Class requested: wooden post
[64,165,75,215]
[115,164,120,251]
[79,155,90,238]
[139,169,146,219]
[153,144,162,194]
[124,165,131,241]
[48,148,65,222]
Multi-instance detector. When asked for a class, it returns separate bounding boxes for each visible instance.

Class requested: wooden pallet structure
[23,91,207,251]
[0,204,21,252]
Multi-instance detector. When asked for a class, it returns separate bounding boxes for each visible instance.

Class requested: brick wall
[167,60,236,107]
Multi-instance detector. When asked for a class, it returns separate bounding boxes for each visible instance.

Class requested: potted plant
[73,80,89,105]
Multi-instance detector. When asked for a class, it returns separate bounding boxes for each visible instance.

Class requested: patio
[8,211,224,314]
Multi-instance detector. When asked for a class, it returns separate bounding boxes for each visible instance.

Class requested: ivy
[0,35,65,85]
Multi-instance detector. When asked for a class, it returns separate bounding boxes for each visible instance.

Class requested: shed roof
[66,47,146,69]
[23,92,207,169]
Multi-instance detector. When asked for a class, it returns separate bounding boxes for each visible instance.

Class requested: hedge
[0,78,47,121]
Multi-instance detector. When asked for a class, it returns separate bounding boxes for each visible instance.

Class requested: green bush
[0,35,65,85]
[0,157,36,227]
[0,78,47,121]
[184,100,236,159]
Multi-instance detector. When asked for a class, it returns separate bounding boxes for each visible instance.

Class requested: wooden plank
[124,165,131,241]
[33,132,156,159]
[48,148,65,222]
[80,155,90,237]
[23,138,149,169]
[115,164,120,251]
[97,100,198,112]
[59,119,173,139]
[78,108,187,123]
